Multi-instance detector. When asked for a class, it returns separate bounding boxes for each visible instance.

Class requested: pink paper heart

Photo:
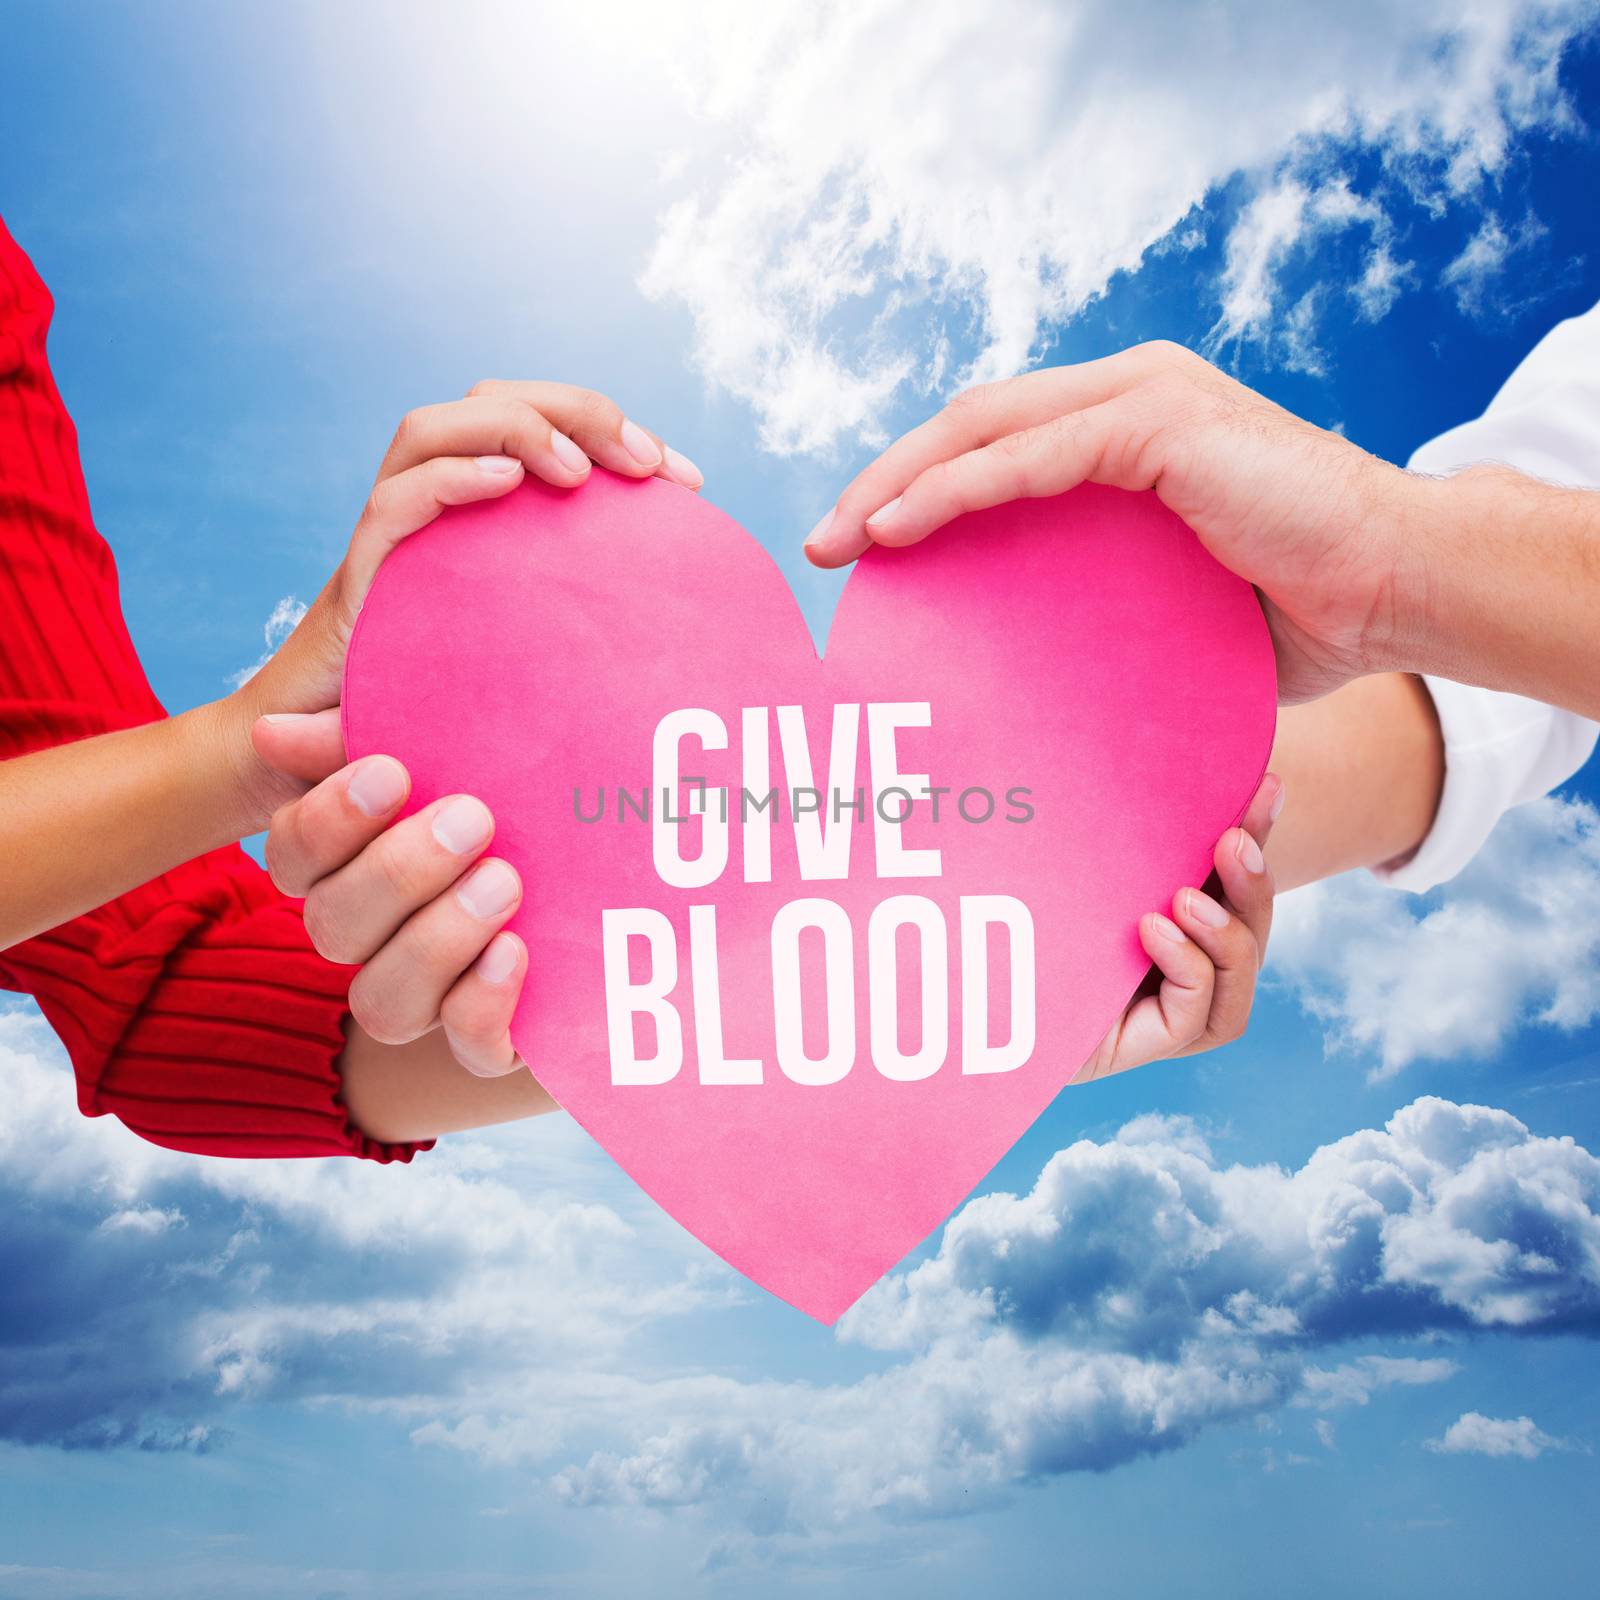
[343,472,1275,1323]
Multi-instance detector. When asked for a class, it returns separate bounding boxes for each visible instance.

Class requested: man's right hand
[803,341,1437,704]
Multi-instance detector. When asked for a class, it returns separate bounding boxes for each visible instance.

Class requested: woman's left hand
[1075,773,1281,1083]
[228,381,702,828]
[232,380,704,1076]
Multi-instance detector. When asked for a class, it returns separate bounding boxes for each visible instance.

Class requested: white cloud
[1443,216,1512,311]
[97,1204,184,1235]
[1425,1410,1583,1458]
[228,594,307,688]
[1352,243,1414,320]
[8,1000,1600,1540]
[1298,1355,1460,1410]
[639,0,1594,453]
[1213,179,1313,350]
[1282,287,1328,375]
[1441,210,1550,313]
[1271,797,1600,1078]
[552,1095,1600,1533]
[0,1005,724,1449]
[1211,175,1408,357]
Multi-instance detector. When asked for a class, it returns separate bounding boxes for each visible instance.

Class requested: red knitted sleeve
[0,215,428,1162]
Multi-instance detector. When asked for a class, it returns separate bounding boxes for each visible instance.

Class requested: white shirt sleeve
[1375,301,1600,893]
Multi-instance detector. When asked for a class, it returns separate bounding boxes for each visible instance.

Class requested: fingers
[858,396,1151,563]
[379,395,588,488]
[466,380,702,489]
[341,451,531,604]
[345,389,702,607]
[1081,910,1218,1079]
[1164,883,1260,1059]
[1167,776,1283,1058]
[804,344,1180,567]
[1237,770,1285,854]
[1077,890,1246,1084]
[382,387,701,490]
[264,746,534,1069]
[347,859,522,1045]
[293,793,495,964]
[1213,776,1284,961]
[440,932,529,1076]
[1076,770,1285,1082]
[251,709,347,784]
[265,755,412,897]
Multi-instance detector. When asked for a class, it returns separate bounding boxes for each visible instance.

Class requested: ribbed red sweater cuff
[8,872,432,1165]
[94,933,431,1164]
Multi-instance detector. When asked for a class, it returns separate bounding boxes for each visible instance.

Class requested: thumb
[1239,771,1284,850]
[251,708,347,783]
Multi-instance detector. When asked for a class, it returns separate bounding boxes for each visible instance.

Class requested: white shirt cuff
[1371,298,1600,893]
[1375,677,1597,893]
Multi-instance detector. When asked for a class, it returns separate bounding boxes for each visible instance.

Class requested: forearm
[0,693,273,949]
[1384,468,1600,721]
[0,700,551,1145]
[1264,672,1444,892]
[338,1021,556,1142]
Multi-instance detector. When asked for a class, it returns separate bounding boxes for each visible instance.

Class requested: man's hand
[804,342,1429,704]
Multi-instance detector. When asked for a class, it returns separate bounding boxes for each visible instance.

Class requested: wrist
[1357,467,1462,681]
[190,686,302,838]
[1375,465,1539,688]
[211,598,346,833]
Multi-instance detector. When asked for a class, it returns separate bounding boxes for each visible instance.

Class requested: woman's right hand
[261,754,529,1077]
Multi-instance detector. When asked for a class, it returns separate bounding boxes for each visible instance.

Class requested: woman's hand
[229,382,702,825]
[242,382,702,1080]
[1075,773,1281,1083]
[804,343,1433,704]
[260,752,530,1077]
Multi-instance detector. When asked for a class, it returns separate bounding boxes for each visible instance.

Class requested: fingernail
[1184,888,1230,928]
[620,419,662,468]
[477,454,522,475]
[1236,831,1266,874]
[431,795,493,855]
[1268,779,1286,824]
[865,495,902,530]
[549,432,588,474]
[457,859,520,919]
[661,445,703,488]
[475,931,521,985]
[346,756,408,818]
[1149,911,1186,944]
[803,509,835,550]
[259,711,311,724]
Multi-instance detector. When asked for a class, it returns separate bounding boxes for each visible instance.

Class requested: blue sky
[3,3,1600,1595]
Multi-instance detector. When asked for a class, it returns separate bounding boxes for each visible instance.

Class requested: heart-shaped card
[343,473,1275,1322]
